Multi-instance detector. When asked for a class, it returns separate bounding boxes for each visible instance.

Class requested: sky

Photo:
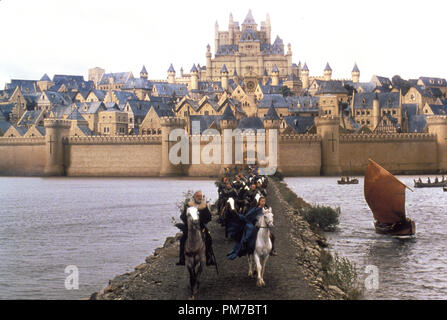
[0,0,446,88]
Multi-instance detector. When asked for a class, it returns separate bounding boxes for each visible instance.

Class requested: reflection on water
[0,177,217,300]
[285,176,447,300]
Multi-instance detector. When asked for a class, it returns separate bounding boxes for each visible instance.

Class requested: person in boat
[226,196,276,260]
[177,190,215,266]
[427,177,431,183]
[418,177,422,183]
[435,177,439,183]
[341,177,345,182]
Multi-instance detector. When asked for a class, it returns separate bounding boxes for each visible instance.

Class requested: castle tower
[324,63,332,81]
[190,64,199,91]
[160,116,187,176]
[262,106,281,171]
[219,105,238,174]
[167,64,176,84]
[301,63,309,89]
[271,64,279,86]
[262,69,269,86]
[426,116,447,173]
[88,67,105,88]
[206,44,212,80]
[44,119,71,176]
[352,63,360,83]
[372,94,380,131]
[37,73,54,91]
[215,21,219,54]
[229,13,234,45]
[140,65,148,79]
[232,69,239,85]
[221,64,229,91]
[266,13,271,44]
[286,44,293,75]
[315,116,341,176]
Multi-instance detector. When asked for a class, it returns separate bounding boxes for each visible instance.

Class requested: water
[285,176,447,300]
[0,177,217,300]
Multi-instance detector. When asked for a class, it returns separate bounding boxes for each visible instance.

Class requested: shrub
[302,205,340,231]
[321,251,363,300]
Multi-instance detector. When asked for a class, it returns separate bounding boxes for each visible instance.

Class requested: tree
[279,86,293,97]
[392,75,412,95]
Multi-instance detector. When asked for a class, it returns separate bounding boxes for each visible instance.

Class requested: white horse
[248,207,274,287]
[185,206,206,299]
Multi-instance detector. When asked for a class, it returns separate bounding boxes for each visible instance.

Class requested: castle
[1,10,447,177]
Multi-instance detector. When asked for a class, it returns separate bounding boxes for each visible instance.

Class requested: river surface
[0,177,217,299]
[1,176,446,300]
[285,176,447,300]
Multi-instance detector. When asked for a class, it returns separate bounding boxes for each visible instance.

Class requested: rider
[177,190,215,266]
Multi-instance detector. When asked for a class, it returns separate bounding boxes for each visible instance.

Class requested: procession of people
[175,166,276,269]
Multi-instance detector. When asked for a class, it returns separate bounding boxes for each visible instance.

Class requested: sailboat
[364,159,416,237]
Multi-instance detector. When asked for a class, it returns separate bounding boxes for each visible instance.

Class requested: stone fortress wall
[0,116,446,177]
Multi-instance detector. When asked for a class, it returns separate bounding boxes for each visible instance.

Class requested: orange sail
[364,159,409,224]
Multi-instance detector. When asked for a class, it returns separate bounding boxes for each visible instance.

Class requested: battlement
[279,133,321,143]
[66,135,161,145]
[426,115,447,125]
[0,137,45,145]
[159,117,187,127]
[314,115,340,125]
[44,119,71,129]
[340,133,436,143]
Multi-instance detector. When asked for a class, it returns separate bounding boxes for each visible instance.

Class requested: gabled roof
[271,64,279,73]
[221,105,236,120]
[284,116,315,134]
[221,64,229,73]
[98,72,133,85]
[237,117,264,130]
[67,108,86,121]
[40,73,51,81]
[264,106,281,120]
[242,9,256,25]
[190,64,198,73]
[258,94,289,109]
[6,80,38,94]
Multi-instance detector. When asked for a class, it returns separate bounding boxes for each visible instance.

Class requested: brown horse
[185,206,206,299]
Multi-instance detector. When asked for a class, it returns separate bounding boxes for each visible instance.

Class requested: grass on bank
[271,177,362,300]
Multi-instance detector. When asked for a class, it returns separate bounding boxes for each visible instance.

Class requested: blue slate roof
[168,64,175,73]
[51,74,94,91]
[0,120,12,134]
[51,104,73,118]
[240,29,258,42]
[324,63,332,71]
[42,91,71,105]
[6,80,38,94]
[216,45,238,56]
[271,64,279,73]
[112,91,138,106]
[258,94,289,109]
[40,73,51,81]
[313,80,348,95]
[98,72,133,85]
[221,105,236,120]
[77,101,105,114]
[121,78,153,90]
[152,83,188,97]
[17,110,44,126]
[284,116,315,134]
[302,63,309,72]
[140,65,148,74]
[0,103,14,121]
[191,64,198,73]
[352,63,360,73]
[426,104,447,115]
[152,105,175,117]
[408,115,427,133]
[242,9,256,25]
[264,106,281,120]
[237,117,264,130]
[221,64,229,73]
[67,108,86,121]
[418,77,447,87]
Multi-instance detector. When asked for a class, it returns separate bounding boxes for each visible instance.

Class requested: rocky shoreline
[90,177,348,300]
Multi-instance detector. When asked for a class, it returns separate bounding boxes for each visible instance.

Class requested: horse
[248,207,274,287]
[185,206,206,299]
